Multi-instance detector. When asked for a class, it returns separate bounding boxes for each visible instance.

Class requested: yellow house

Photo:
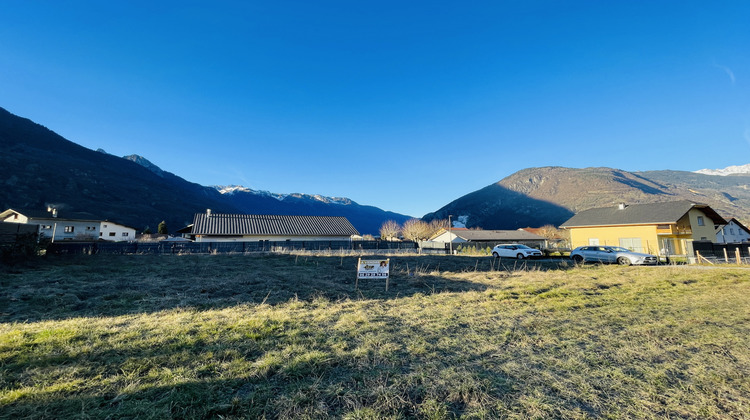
[560,201,727,257]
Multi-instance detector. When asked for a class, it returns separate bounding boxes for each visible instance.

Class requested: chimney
[618,203,628,210]
[206,209,212,218]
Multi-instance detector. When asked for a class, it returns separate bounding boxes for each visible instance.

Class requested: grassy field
[1,253,749,419]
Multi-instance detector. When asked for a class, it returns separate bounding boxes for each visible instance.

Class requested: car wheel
[572,255,584,264]
[492,252,500,258]
[516,253,525,260]
[617,257,631,266]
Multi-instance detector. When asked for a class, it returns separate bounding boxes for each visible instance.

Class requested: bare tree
[537,224,570,248]
[537,224,559,240]
[427,219,449,238]
[379,220,401,241]
[401,219,431,242]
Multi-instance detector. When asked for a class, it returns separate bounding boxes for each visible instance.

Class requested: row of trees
[379,219,450,242]
[379,219,571,245]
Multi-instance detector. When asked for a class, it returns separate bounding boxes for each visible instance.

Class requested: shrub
[0,232,50,264]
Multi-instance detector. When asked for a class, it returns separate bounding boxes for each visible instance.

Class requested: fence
[692,241,750,263]
[0,223,40,245]
[47,240,418,255]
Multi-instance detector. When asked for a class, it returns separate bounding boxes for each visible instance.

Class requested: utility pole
[448,215,452,255]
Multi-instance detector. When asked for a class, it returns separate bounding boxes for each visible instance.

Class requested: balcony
[656,225,692,236]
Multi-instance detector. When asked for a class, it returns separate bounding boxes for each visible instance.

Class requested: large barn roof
[190,212,359,236]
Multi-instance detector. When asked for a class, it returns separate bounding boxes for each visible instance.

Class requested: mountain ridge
[0,107,411,234]
[424,166,750,229]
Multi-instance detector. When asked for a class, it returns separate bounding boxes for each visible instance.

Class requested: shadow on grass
[0,253,569,322]
[2,307,524,419]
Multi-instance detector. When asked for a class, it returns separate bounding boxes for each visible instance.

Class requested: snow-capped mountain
[213,185,351,205]
[695,164,750,176]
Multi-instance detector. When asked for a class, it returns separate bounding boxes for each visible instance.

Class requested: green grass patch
[1,255,749,418]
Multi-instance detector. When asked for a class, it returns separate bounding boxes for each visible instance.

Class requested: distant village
[2,200,749,262]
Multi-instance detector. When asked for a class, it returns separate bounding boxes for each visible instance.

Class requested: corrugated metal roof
[560,200,727,228]
[191,213,360,236]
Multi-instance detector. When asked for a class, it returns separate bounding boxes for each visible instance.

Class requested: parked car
[569,246,658,265]
[492,244,543,259]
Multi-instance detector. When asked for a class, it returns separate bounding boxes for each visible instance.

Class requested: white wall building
[716,218,750,243]
[99,221,137,242]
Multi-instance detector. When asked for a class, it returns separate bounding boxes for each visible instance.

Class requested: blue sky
[1,1,748,217]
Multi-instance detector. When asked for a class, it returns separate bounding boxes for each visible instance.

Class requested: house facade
[429,228,546,248]
[560,201,727,257]
[1,208,133,242]
[99,221,137,242]
[715,218,750,243]
[187,211,360,242]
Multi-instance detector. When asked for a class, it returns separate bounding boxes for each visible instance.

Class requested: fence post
[736,247,742,265]
[723,248,729,263]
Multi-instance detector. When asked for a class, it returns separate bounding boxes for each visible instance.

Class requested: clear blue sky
[2,1,748,217]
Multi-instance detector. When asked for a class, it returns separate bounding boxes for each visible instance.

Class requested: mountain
[695,164,750,177]
[0,107,410,234]
[211,186,411,234]
[424,166,750,229]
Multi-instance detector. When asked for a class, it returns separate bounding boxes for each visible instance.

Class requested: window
[64,226,74,233]
[86,226,96,231]
[103,224,108,228]
[730,228,735,235]
[697,216,705,226]
[109,232,116,236]
[619,238,643,251]
[41,225,52,229]
[122,232,129,237]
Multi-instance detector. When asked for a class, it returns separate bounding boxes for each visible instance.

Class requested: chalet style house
[560,201,726,258]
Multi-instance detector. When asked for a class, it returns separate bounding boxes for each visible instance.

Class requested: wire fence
[47,240,418,255]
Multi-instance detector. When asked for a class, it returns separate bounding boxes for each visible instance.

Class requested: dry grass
[1,254,749,419]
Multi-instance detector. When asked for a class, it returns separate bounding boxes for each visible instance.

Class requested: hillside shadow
[424,183,574,229]
[0,254,569,323]
[612,170,669,195]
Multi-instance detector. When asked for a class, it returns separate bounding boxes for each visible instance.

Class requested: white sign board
[357,258,389,279]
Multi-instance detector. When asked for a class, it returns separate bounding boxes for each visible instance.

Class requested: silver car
[569,246,657,265]
[492,244,543,259]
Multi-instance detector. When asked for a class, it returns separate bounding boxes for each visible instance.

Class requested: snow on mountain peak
[214,185,253,195]
[695,164,750,176]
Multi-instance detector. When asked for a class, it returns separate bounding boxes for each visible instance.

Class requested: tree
[379,220,401,241]
[158,221,168,235]
[143,226,152,234]
[401,219,430,242]
[427,219,449,239]
[536,224,570,248]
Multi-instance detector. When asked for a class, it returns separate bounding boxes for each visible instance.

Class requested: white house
[716,218,750,243]
[1,208,133,242]
[429,228,546,248]
[99,221,137,242]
